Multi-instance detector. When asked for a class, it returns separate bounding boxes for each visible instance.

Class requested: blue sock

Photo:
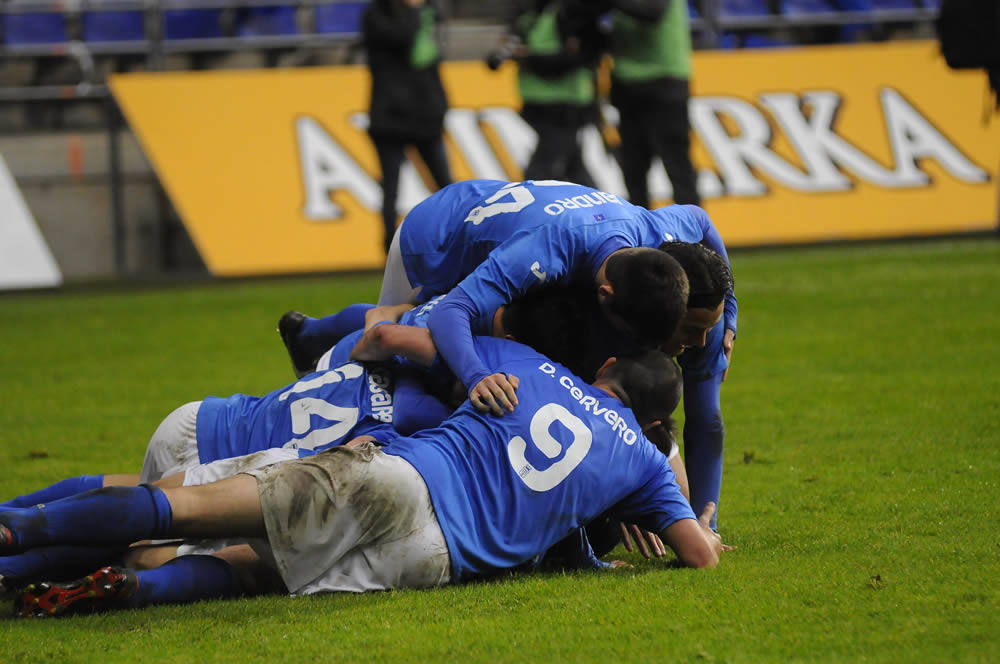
[0,475,105,511]
[0,545,124,583]
[129,555,242,607]
[0,485,173,549]
[683,373,725,530]
[298,304,373,357]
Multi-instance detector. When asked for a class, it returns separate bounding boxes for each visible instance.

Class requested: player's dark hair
[657,241,734,310]
[602,248,689,349]
[601,350,682,432]
[500,283,596,378]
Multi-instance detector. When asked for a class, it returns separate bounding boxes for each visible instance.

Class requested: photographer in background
[488,0,605,185]
[606,0,700,208]
[363,0,453,255]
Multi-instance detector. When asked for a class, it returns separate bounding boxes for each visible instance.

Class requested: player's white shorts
[377,222,421,306]
[141,401,299,486]
[142,402,300,558]
[245,441,451,595]
[139,401,202,484]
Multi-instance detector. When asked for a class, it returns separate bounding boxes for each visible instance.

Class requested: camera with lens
[485,35,522,71]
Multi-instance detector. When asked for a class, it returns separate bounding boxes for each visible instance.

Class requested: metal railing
[0,0,943,275]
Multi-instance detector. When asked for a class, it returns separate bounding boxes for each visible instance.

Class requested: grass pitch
[1,238,998,663]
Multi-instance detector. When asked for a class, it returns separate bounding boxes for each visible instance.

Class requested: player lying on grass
[286,180,736,526]
[0,277,691,594]
[287,240,733,528]
[1,336,723,617]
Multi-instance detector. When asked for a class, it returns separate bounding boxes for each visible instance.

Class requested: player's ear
[597,283,614,300]
[595,356,617,379]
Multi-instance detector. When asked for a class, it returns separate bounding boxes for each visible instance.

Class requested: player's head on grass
[594,350,681,433]
[599,248,689,350]
[657,241,734,356]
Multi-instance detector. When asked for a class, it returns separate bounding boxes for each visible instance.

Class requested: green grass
[2,239,998,663]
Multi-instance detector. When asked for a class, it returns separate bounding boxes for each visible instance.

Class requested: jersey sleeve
[426,288,494,391]
[427,225,584,390]
[613,451,696,533]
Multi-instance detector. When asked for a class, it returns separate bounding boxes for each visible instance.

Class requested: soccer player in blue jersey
[287,178,734,394]
[3,337,722,616]
[0,353,453,590]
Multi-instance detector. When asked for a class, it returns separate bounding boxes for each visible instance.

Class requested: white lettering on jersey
[543,190,625,216]
[530,261,547,283]
[366,366,394,424]
[544,364,638,445]
[278,362,364,401]
[508,403,593,492]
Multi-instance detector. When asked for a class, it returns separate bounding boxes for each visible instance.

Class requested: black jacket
[363,0,449,140]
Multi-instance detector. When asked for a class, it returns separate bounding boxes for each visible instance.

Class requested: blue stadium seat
[719,32,792,48]
[164,9,224,40]
[4,12,68,45]
[315,2,365,34]
[720,0,772,16]
[82,11,145,42]
[781,0,837,14]
[235,7,298,37]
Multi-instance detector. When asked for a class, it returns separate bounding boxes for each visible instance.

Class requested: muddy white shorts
[245,441,451,595]
[139,402,203,484]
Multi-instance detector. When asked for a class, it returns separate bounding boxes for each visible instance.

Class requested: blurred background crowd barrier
[2,0,994,290]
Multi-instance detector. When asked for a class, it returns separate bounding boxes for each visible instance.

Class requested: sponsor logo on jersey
[367,366,393,423]
[538,362,639,446]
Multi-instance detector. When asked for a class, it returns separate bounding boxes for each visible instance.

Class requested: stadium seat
[719,0,772,16]
[781,0,837,14]
[235,7,298,37]
[3,12,68,45]
[315,2,366,34]
[82,11,145,42]
[164,9,224,40]
[719,32,792,47]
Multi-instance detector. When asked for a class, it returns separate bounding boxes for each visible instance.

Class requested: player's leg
[372,135,406,255]
[279,303,375,377]
[1,544,128,593]
[378,220,422,305]
[0,473,265,552]
[413,134,452,190]
[0,475,111,511]
[651,94,700,207]
[15,548,263,617]
[523,115,573,182]
[682,369,725,531]
[616,104,654,209]
[0,399,203,512]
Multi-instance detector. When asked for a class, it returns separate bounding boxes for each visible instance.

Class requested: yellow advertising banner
[110,41,999,277]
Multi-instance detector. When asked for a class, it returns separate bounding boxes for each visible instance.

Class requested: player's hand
[697,502,726,557]
[470,373,519,416]
[722,330,736,382]
[619,522,667,559]
[344,435,378,449]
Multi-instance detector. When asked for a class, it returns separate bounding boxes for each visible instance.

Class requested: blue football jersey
[385,337,695,582]
[399,179,720,310]
[196,362,398,464]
